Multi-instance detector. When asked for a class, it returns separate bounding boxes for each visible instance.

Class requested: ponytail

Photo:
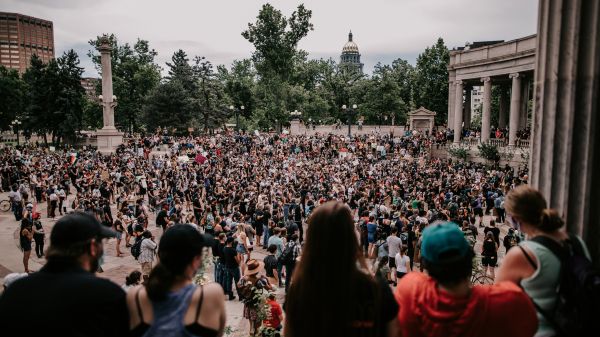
[145,263,176,301]
[540,209,564,232]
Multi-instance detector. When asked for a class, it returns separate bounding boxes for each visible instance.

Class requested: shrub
[478,143,500,162]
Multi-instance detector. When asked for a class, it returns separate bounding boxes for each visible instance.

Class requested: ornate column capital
[455,80,463,85]
[481,77,491,83]
[509,73,521,79]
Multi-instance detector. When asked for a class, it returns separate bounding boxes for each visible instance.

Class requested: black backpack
[279,242,296,265]
[131,237,143,260]
[523,235,600,337]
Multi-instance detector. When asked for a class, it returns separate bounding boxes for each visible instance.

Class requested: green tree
[54,49,86,144]
[22,55,48,142]
[166,49,195,91]
[218,59,255,119]
[412,38,450,124]
[0,65,26,130]
[88,35,161,133]
[23,51,86,145]
[191,56,228,131]
[242,3,313,79]
[143,80,194,131]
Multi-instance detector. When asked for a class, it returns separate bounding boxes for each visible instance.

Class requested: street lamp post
[341,104,357,137]
[11,119,22,146]
[229,105,244,132]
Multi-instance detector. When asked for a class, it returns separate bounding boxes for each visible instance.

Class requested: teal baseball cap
[421,222,470,264]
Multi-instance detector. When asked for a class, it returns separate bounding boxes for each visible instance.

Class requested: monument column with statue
[95,35,123,153]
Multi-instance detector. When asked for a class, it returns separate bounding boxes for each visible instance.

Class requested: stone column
[429,118,434,135]
[508,73,521,147]
[95,35,123,153]
[498,86,509,128]
[463,86,472,129]
[448,71,456,128]
[531,0,600,265]
[481,77,492,143]
[453,80,464,143]
[519,77,530,130]
[98,37,116,130]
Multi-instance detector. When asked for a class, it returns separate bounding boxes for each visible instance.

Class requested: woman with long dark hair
[126,224,225,337]
[284,201,398,337]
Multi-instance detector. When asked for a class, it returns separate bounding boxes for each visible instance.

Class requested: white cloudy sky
[4,0,538,77]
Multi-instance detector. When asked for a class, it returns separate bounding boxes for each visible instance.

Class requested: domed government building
[340,31,363,74]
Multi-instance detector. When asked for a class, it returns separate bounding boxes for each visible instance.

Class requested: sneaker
[228,295,236,301]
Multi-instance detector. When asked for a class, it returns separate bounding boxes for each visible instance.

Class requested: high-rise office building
[0,12,54,73]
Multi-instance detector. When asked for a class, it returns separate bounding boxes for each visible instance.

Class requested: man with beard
[0,212,128,337]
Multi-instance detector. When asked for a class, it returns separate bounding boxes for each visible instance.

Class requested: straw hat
[244,259,264,276]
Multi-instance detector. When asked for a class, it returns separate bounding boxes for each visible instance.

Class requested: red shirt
[263,298,283,328]
[395,272,537,337]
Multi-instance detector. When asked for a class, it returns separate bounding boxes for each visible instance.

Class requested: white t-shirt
[387,235,403,258]
[395,253,410,273]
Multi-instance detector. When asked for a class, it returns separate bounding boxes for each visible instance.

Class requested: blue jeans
[263,225,270,247]
[224,266,241,296]
[214,260,224,289]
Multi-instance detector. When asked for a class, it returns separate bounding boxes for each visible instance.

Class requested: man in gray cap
[0,212,128,337]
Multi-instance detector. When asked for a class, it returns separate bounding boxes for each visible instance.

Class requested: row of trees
[0,3,452,143]
[0,51,86,145]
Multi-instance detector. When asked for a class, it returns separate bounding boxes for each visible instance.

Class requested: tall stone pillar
[95,35,123,153]
[531,0,600,265]
[453,80,464,143]
[463,86,472,129]
[519,77,530,130]
[448,71,456,129]
[481,77,492,143]
[498,86,509,128]
[508,73,521,147]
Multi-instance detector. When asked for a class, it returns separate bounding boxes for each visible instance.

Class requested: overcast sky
[4,0,538,77]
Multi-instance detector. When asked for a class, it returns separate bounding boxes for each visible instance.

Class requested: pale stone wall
[288,124,406,136]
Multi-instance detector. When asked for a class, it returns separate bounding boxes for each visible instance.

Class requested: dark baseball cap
[50,212,116,249]
[158,224,213,268]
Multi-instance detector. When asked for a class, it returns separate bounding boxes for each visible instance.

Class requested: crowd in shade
[0,131,595,337]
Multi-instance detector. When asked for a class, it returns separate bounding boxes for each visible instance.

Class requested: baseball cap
[421,222,470,264]
[50,212,116,249]
[158,224,213,266]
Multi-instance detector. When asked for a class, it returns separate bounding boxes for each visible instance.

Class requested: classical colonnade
[447,35,536,146]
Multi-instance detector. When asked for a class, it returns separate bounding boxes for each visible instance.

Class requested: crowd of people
[0,131,594,337]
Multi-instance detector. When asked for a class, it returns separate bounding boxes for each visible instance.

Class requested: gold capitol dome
[340,30,363,74]
[342,31,359,53]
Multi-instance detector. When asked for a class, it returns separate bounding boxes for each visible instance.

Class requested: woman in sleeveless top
[497,185,591,337]
[126,224,226,337]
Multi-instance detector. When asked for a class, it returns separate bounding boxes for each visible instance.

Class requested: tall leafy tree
[192,56,228,131]
[412,38,450,124]
[218,59,255,119]
[242,3,313,79]
[54,49,86,144]
[143,80,194,132]
[0,65,26,130]
[242,4,313,127]
[88,35,161,132]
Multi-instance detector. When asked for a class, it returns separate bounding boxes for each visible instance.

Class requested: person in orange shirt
[394,222,538,337]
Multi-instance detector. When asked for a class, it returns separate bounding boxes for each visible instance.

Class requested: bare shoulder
[202,282,225,300]
[126,285,145,303]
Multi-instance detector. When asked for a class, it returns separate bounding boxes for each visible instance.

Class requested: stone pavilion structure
[407,107,436,135]
[448,35,536,146]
